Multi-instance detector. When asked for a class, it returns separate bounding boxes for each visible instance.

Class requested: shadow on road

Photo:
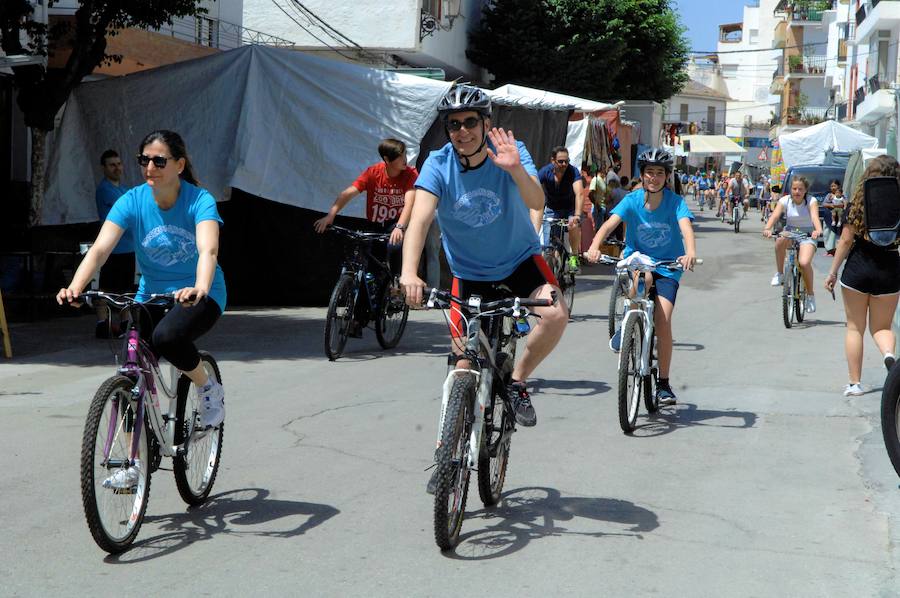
[446,486,658,560]
[531,378,611,397]
[631,402,758,438]
[104,487,339,563]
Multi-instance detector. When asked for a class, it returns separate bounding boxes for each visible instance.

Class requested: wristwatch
[394,223,406,231]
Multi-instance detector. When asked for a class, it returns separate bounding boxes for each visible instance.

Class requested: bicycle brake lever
[426,287,438,309]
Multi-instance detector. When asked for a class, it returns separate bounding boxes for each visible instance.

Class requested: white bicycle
[423,287,554,551]
[597,255,701,433]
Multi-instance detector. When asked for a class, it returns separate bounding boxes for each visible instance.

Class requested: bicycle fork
[434,367,492,469]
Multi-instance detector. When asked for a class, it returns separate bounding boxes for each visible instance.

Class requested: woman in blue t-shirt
[585,147,697,405]
[58,130,227,431]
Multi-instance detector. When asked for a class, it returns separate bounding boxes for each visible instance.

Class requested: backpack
[863,177,900,246]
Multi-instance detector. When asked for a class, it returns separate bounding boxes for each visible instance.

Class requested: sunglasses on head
[447,116,481,132]
[137,154,173,168]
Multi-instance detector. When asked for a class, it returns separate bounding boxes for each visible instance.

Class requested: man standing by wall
[94,149,134,338]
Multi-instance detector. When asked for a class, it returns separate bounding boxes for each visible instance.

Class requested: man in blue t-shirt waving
[401,84,568,430]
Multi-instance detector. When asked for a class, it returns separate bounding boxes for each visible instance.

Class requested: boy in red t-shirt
[314,138,418,247]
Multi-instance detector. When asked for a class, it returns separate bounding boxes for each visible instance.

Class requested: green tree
[468,0,689,103]
[0,0,209,225]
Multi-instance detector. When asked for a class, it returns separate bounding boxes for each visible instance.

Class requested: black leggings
[137,297,222,371]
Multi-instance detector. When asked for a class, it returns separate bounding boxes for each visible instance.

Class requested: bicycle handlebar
[79,290,177,308]
[327,224,390,242]
[422,287,556,314]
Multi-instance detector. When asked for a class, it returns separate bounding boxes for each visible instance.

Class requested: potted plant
[788,55,804,73]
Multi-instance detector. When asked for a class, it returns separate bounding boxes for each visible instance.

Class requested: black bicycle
[542,217,577,315]
[423,287,555,550]
[882,363,900,479]
[323,225,409,360]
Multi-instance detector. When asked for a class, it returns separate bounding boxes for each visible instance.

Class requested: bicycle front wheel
[881,365,900,478]
[173,352,223,506]
[375,278,409,349]
[618,317,643,434]
[324,274,356,361]
[478,353,512,507]
[434,375,474,550]
[563,272,576,316]
[80,375,150,554]
[643,335,659,414]
[733,208,740,233]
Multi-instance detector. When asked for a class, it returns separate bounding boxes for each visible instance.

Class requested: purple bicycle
[77,291,223,553]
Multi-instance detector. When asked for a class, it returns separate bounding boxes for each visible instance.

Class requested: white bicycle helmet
[637,147,674,174]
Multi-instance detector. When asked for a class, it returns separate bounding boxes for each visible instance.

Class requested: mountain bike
[596,255,701,434]
[423,287,555,550]
[604,239,628,339]
[777,230,809,328]
[323,225,409,360]
[881,362,900,479]
[541,217,577,315]
[77,291,223,553]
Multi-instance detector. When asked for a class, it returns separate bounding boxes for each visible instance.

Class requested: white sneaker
[198,379,225,429]
[805,295,816,313]
[843,383,865,397]
[102,459,142,490]
[770,273,783,286]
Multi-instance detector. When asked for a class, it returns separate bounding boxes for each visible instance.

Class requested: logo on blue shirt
[451,188,503,228]
[636,221,673,249]
[142,225,198,267]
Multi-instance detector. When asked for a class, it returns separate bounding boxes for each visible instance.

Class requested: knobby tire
[324,274,356,360]
[478,352,512,507]
[375,278,409,349]
[433,375,474,550]
[881,365,900,478]
[618,316,643,433]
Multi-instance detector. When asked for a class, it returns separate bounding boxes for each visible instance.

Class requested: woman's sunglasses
[447,116,481,132]
[137,154,172,168]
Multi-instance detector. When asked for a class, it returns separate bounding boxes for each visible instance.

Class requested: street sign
[757,148,768,161]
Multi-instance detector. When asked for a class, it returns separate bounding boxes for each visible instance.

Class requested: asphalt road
[1,204,899,597]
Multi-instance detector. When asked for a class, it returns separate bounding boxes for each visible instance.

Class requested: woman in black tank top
[825,155,900,396]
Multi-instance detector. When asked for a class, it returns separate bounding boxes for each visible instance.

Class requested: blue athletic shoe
[609,328,622,353]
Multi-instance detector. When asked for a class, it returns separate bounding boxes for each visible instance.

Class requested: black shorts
[99,252,136,293]
[840,239,900,296]
[449,255,557,339]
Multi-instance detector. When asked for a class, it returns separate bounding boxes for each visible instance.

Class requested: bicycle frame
[618,273,656,378]
[334,228,393,315]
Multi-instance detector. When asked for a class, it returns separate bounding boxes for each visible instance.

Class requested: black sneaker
[347,321,363,339]
[507,382,536,427]
[656,381,677,406]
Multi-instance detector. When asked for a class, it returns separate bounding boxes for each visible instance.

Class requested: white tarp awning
[42,45,452,225]
[681,135,746,154]
[490,83,620,113]
[778,120,878,169]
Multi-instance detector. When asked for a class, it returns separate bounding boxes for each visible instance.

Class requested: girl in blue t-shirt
[58,130,227,437]
[585,148,697,405]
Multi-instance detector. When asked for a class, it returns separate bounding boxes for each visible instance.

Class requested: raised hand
[486,128,522,173]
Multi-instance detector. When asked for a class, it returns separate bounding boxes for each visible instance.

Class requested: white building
[243,0,488,80]
[662,79,732,170]
[843,0,899,151]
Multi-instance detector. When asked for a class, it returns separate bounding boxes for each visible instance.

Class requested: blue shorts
[652,273,679,305]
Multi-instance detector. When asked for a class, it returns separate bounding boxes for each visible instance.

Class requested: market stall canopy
[680,135,746,154]
[489,83,621,113]
[778,120,878,169]
[41,45,451,225]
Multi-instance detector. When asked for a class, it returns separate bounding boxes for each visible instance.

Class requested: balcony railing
[785,106,829,125]
[867,71,898,93]
[156,15,294,49]
[787,55,828,75]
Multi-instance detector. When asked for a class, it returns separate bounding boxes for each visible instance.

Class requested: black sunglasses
[447,116,481,132]
[137,154,173,168]
[555,159,570,165]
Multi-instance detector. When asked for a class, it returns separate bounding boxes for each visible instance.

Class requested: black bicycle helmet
[637,147,674,174]
[437,84,492,119]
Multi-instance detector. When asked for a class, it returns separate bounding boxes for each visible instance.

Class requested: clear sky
[672,0,750,52]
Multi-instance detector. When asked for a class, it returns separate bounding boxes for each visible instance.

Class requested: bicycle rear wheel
[733,207,740,233]
[173,352,223,506]
[80,375,150,554]
[478,353,512,507]
[795,272,806,323]
[434,375,474,550]
[608,276,624,339]
[542,247,561,283]
[375,278,409,349]
[782,268,794,329]
[881,365,900,478]
[563,272,576,316]
[618,316,643,433]
[324,274,356,360]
